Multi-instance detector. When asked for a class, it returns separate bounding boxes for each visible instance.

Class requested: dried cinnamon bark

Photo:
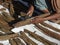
[0,17,12,33]
[13,38,25,45]
[2,12,14,22]
[20,34,31,45]
[2,2,9,8]
[40,22,60,32]
[0,24,12,33]
[0,33,19,40]
[24,29,57,45]
[9,39,17,45]
[35,24,60,40]
[20,31,37,45]
[13,19,31,27]
[13,13,50,27]
[9,2,15,16]
[2,0,14,16]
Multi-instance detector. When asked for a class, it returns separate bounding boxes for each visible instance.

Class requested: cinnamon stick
[35,24,60,40]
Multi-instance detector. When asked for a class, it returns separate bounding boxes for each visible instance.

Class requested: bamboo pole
[24,29,57,45]
[35,24,60,40]
[0,14,12,29]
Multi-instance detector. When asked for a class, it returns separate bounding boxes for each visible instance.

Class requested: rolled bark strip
[0,20,12,33]
[0,19,12,33]
[0,14,9,22]
[0,14,9,26]
[0,23,12,33]
[24,29,57,45]
[13,19,32,27]
[2,12,14,22]
[40,22,60,32]
[0,33,19,40]
[20,34,31,45]
[35,24,60,40]
[2,2,9,8]
[20,31,37,45]
[13,38,25,45]
[0,24,12,33]
[9,3,15,16]
[13,13,50,27]
[9,39,17,45]
[0,43,3,45]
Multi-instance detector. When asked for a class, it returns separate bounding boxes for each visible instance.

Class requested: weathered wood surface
[35,24,60,40]
[24,29,57,45]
